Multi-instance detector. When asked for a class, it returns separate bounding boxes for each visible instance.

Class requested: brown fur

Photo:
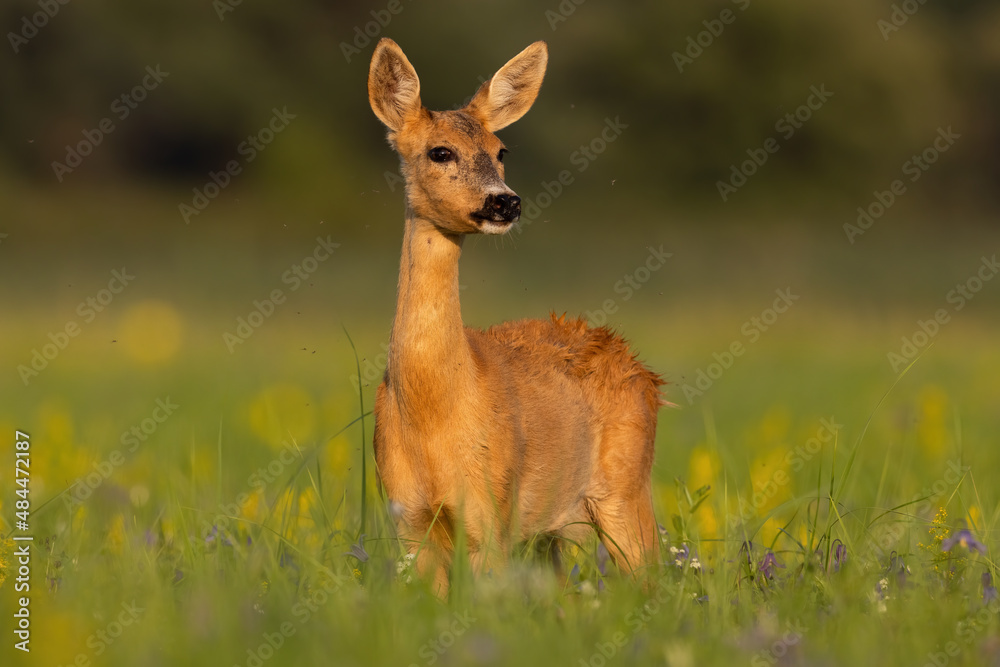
[369,38,663,596]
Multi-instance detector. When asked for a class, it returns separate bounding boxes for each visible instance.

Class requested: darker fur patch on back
[483,314,667,414]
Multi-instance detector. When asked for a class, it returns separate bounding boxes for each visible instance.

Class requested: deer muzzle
[474,193,521,224]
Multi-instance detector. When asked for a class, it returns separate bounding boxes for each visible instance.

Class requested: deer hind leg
[588,484,660,579]
[468,541,509,589]
[397,522,450,597]
[399,505,457,598]
[587,403,661,579]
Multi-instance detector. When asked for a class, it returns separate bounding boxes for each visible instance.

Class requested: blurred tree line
[2,0,998,224]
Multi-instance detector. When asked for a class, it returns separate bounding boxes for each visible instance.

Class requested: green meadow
[4,0,1000,664]
[2,186,999,666]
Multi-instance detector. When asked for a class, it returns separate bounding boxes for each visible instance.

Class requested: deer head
[368,39,548,235]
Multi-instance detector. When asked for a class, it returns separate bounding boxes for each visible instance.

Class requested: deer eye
[428,147,454,163]
[497,148,507,162]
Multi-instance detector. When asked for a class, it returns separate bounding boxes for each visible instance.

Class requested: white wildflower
[396,553,416,583]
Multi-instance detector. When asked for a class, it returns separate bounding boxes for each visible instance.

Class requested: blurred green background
[2,1,1000,665]
[2,0,999,570]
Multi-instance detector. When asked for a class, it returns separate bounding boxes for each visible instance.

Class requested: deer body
[369,39,661,594]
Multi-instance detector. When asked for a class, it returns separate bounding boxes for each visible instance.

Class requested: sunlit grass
[2,228,1000,665]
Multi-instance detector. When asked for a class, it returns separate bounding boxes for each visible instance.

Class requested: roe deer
[368,38,663,596]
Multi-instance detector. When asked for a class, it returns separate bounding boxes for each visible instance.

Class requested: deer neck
[387,208,475,421]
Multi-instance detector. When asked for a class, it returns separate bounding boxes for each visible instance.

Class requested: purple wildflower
[757,551,784,581]
[941,529,987,555]
[279,551,298,569]
[667,542,691,568]
[832,540,848,573]
[204,525,232,546]
[344,534,369,563]
[886,551,908,588]
[983,572,998,604]
[569,563,599,596]
[596,543,609,576]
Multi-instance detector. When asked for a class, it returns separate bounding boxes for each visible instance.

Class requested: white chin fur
[479,220,514,235]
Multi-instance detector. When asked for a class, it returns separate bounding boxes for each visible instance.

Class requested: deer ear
[368,38,422,132]
[466,41,547,132]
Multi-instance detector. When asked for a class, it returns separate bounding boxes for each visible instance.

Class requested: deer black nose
[490,193,521,221]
